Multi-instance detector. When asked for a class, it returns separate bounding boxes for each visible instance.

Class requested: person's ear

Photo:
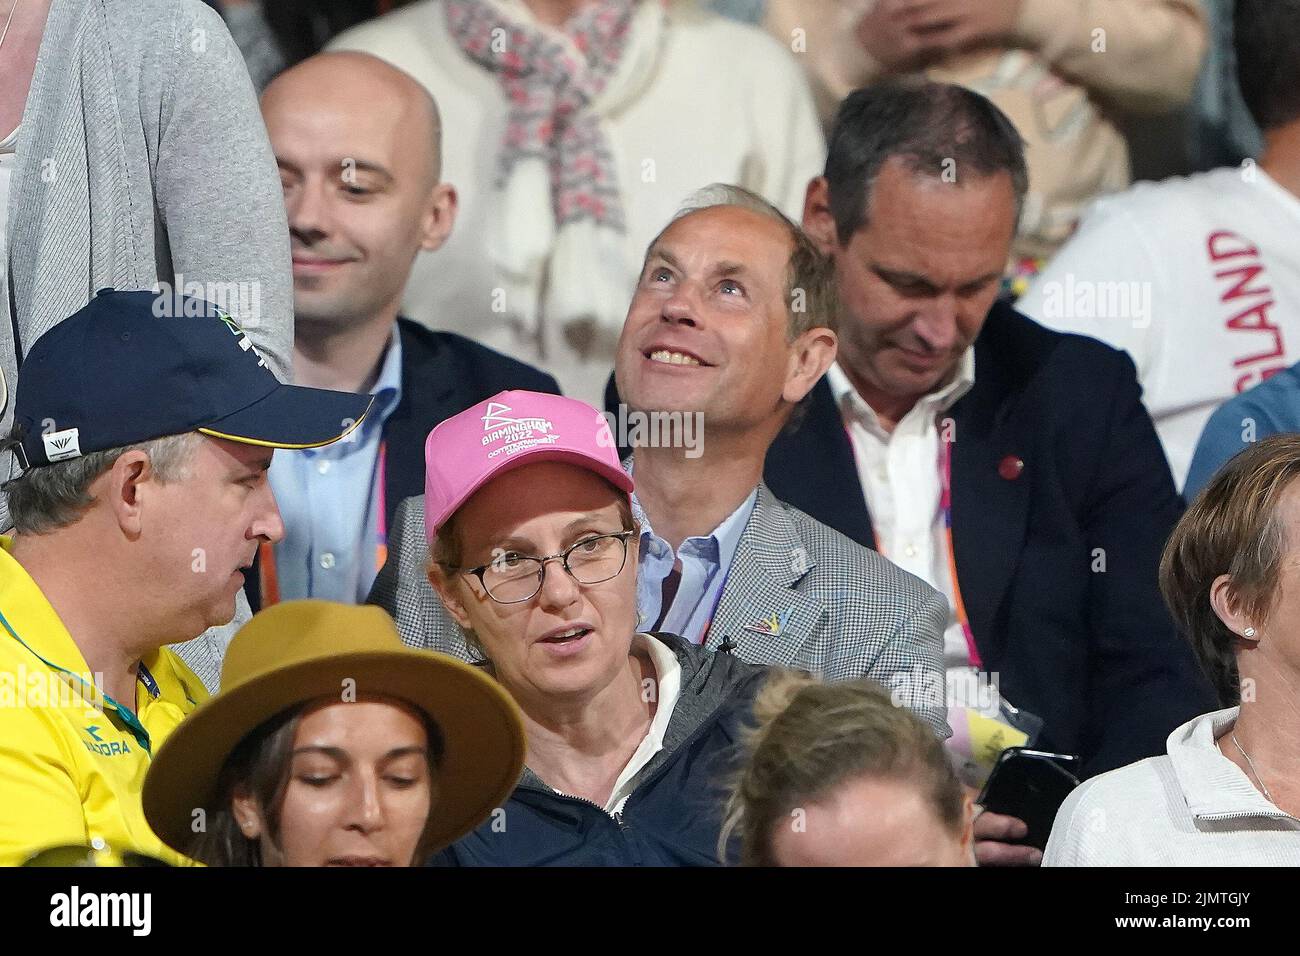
[105,450,154,537]
[419,182,458,253]
[782,327,838,405]
[958,791,977,866]
[427,561,474,631]
[230,791,266,841]
[1209,574,1260,642]
[802,176,838,256]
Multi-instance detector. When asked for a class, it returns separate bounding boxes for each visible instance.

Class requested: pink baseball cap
[423,390,635,543]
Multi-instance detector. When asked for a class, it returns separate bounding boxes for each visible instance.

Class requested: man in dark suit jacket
[174,52,558,687]
[244,317,558,613]
[764,81,1216,864]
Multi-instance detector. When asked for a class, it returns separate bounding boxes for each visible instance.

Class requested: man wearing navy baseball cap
[0,289,371,866]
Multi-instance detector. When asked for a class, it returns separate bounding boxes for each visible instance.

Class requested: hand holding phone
[976,747,1080,851]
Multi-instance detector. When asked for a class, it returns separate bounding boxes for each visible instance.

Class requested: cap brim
[143,650,525,862]
[198,383,375,450]
[431,449,635,535]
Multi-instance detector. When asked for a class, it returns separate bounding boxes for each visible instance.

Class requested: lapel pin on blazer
[998,455,1025,481]
[744,608,793,637]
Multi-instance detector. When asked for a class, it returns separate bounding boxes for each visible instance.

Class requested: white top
[554,633,682,817]
[1044,708,1300,866]
[329,0,824,403]
[1019,166,1300,489]
[827,356,975,672]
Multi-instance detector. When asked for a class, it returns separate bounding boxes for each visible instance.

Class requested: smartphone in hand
[977,748,1080,850]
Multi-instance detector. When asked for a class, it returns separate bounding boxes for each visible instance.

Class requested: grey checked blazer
[367,483,950,737]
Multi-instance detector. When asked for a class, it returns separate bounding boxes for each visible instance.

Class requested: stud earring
[1244,626,1257,639]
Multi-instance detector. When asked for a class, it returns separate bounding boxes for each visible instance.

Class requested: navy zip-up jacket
[428,633,770,866]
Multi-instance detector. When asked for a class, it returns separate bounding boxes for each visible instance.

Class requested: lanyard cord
[0,607,156,752]
[862,426,983,670]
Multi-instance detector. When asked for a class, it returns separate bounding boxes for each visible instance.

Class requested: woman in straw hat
[142,600,525,866]
[420,390,771,866]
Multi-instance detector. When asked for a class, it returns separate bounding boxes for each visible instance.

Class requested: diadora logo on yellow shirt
[82,725,132,757]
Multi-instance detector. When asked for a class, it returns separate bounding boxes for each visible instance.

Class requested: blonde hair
[1161,433,1300,705]
[719,672,962,866]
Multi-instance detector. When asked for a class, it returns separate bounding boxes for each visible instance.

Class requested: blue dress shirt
[268,326,404,603]
[634,487,758,644]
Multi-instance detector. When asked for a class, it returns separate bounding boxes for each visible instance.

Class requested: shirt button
[319,552,336,570]
[317,460,331,475]
[904,544,918,558]
[875,466,887,480]
[90,836,107,851]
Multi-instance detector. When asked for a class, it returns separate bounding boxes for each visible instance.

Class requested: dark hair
[824,80,1029,245]
[187,698,445,867]
[1233,0,1300,131]
[720,673,964,866]
[1160,434,1300,707]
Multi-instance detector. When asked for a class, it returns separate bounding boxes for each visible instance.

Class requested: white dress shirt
[827,357,975,672]
[830,356,1034,785]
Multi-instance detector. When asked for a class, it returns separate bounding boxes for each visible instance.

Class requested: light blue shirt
[268,326,404,604]
[634,487,758,645]
[1185,361,1300,501]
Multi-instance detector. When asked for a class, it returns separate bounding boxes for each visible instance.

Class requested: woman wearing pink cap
[421,389,770,865]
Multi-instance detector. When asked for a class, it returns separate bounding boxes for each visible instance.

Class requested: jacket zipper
[509,638,742,857]
[1196,809,1300,823]
[515,700,729,830]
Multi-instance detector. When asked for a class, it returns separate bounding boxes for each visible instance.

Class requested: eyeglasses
[462,530,637,605]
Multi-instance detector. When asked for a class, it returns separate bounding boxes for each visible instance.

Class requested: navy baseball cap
[10,289,374,469]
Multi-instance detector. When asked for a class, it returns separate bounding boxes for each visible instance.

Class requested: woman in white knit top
[1045,435,1300,866]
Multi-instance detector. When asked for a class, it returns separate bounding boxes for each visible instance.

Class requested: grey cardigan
[2,0,293,463]
[1,0,295,688]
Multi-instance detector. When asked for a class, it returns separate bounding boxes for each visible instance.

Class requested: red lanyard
[374,439,389,570]
[861,427,983,670]
[258,440,389,607]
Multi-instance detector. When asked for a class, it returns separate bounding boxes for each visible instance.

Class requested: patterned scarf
[445,0,634,232]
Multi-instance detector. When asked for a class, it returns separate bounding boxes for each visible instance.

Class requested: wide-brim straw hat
[143,600,525,861]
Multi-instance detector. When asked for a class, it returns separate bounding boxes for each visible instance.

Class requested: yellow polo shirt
[0,539,208,866]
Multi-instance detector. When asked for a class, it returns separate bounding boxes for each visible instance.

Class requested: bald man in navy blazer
[762,82,1215,862]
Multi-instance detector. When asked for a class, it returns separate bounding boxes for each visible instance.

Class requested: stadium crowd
[1,0,1299,867]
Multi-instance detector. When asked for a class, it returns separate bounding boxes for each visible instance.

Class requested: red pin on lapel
[998,455,1025,481]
